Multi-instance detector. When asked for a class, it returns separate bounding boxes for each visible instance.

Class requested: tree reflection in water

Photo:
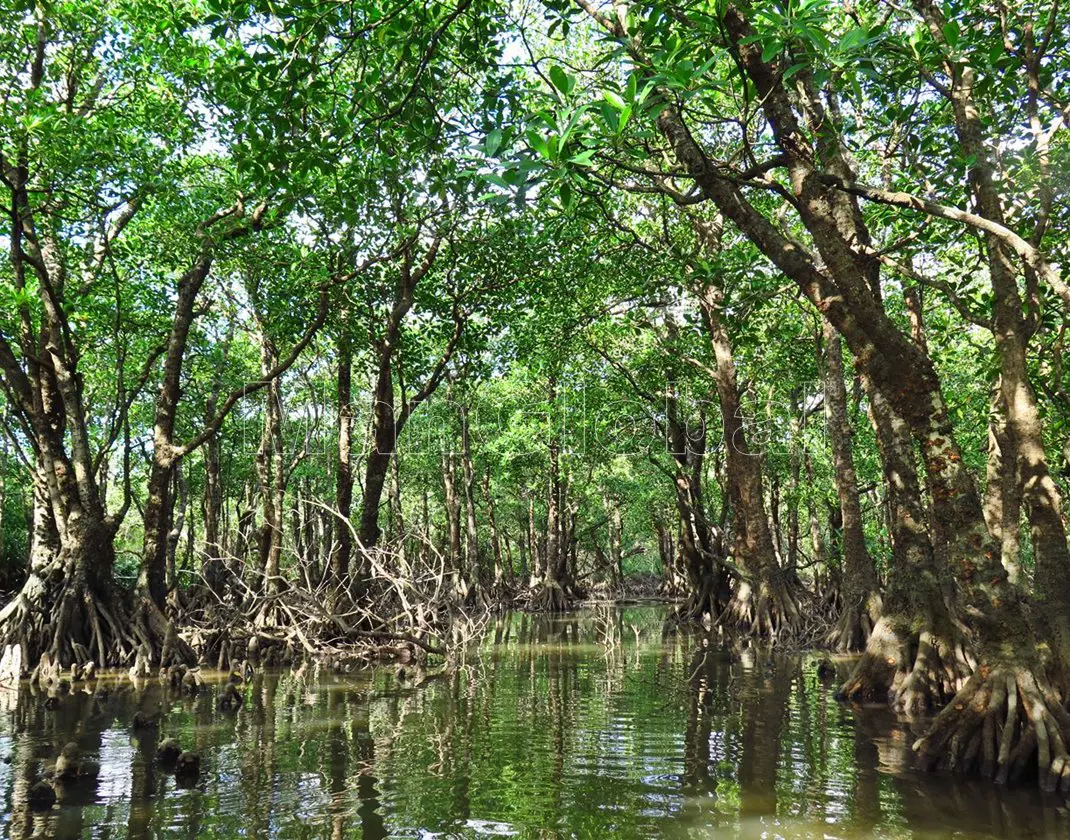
[0,607,1067,839]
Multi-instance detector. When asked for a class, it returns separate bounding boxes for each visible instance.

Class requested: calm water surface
[1,606,1068,839]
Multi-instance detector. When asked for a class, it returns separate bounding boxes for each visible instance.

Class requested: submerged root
[670,579,722,628]
[914,664,1070,790]
[838,615,908,705]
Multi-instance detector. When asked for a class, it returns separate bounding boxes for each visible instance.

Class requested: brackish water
[1,606,1068,839]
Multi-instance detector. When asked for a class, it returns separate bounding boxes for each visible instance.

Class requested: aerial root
[720,577,804,642]
[530,580,571,613]
[914,665,1070,791]
[893,627,971,717]
[827,591,881,653]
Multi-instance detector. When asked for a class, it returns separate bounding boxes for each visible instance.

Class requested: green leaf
[838,27,867,53]
[761,40,782,63]
[527,130,551,160]
[603,91,627,110]
[485,128,503,156]
[549,65,574,95]
[942,20,960,48]
[482,172,510,189]
[559,181,573,209]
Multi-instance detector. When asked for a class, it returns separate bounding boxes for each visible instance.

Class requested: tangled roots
[0,571,195,674]
[827,592,882,653]
[837,615,970,716]
[530,580,571,613]
[893,626,972,717]
[914,664,1070,791]
[720,577,804,642]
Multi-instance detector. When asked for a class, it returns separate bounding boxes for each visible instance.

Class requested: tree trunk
[140,252,216,610]
[359,355,396,553]
[165,461,189,596]
[607,497,624,591]
[982,382,1022,584]
[202,426,225,597]
[822,320,881,651]
[330,329,354,603]
[255,337,285,611]
[483,472,508,597]
[534,429,570,611]
[389,451,409,578]
[460,404,481,592]
[701,280,800,637]
[653,13,1046,779]
[442,452,465,600]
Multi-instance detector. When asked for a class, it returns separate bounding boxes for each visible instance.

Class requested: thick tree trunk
[839,379,970,714]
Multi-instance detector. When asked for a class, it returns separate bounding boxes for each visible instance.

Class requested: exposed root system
[828,591,882,653]
[719,576,805,642]
[838,615,971,715]
[914,663,1070,790]
[0,566,194,673]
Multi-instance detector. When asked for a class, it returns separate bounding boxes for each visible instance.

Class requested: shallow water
[1,606,1069,839]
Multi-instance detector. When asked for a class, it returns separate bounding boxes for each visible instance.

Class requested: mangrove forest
[1,0,1070,835]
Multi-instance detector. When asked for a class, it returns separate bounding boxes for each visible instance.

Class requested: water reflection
[0,607,1067,839]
